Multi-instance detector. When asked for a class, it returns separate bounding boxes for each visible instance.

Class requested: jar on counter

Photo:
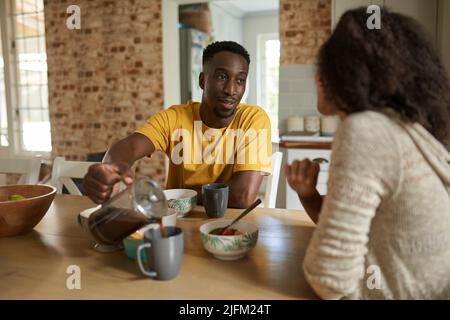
[305,116,320,133]
[287,116,304,132]
[321,116,340,136]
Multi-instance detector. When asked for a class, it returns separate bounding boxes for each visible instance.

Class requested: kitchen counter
[280,140,332,150]
[279,135,333,150]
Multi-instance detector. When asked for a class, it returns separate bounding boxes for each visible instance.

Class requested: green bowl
[123,236,145,260]
[163,189,197,217]
[200,220,259,261]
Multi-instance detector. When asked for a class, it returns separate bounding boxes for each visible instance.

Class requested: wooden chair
[50,157,98,195]
[263,151,283,208]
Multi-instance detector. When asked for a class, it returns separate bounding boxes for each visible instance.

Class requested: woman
[286,8,450,299]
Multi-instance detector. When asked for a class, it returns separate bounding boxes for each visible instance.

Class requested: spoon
[218,198,262,235]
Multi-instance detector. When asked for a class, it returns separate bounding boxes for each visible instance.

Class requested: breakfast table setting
[0,183,318,300]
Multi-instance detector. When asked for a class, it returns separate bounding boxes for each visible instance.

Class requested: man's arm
[227,171,265,208]
[83,133,155,203]
[103,133,156,166]
[189,171,265,209]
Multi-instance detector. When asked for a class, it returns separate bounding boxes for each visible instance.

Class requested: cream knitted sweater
[303,111,450,299]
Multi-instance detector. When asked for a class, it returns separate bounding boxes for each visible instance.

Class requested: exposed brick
[45,0,166,185]
[280,0,331,65]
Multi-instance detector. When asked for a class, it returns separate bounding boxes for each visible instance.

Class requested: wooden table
[0,195,318,299]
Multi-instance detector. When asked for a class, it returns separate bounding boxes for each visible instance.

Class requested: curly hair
[317,7,450,147]
[203,41,250,66]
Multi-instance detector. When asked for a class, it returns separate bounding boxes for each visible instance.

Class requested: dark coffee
[87,206,152,244]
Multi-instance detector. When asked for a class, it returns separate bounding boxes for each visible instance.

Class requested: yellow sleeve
[135,108,175,154]
[233,108,272,175]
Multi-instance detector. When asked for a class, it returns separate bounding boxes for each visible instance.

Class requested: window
[257,33,279,140]
[0,0,51,155]
[0,23,8,147]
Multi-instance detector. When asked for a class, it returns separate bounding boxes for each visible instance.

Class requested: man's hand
[285,159,320,198]
[83,162,134,204]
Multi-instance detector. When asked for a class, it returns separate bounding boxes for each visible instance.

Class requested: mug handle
[136,243,157,278]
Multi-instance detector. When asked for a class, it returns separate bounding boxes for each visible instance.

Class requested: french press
[86,177,167,245]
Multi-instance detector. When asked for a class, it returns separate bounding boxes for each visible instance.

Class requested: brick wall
[44,0,166,185]
[278,0,331,133]
[279,0,331,65]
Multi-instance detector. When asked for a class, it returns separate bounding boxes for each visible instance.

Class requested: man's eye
[237,79,246,85]
[217,74,226,80]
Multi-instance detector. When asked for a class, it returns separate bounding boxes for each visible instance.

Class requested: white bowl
[163,189,197,217]
[200,220,258,261]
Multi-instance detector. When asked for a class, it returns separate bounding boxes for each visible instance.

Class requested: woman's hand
[285,159,320,198]
[285,159,323,223]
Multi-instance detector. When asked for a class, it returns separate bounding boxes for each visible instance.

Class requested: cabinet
[384,0,438,43]
[284,148,332,210]
[438,0,450,75]
[332,0,439,45]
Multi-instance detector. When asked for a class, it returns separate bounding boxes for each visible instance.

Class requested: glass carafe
[87,177,167,245]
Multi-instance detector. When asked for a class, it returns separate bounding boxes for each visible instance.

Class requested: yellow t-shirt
[135,101,272,189]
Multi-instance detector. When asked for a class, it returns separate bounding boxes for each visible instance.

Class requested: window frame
[0,0,50,157]
[257,32,280,141]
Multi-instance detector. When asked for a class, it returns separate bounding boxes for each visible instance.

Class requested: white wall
[243,11,278,105]
[209,3,244,44]
[162,0,181,109]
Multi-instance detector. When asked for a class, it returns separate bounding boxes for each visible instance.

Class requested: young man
[83,41,271,208]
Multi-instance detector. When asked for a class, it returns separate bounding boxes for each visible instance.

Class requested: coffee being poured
[87,178,168,245]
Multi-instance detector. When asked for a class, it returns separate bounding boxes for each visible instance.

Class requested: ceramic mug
[136,226,184,281]
[202,183,229,218]
[123,208,178,260]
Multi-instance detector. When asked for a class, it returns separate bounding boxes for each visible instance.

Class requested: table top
[0,195,318,300]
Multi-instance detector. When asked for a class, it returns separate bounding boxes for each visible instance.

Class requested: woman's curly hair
[317,7,450,147]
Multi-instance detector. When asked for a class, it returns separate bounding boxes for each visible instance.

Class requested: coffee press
[86,177,168,247]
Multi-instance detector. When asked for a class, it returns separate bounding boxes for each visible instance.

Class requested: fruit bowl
[0,184,56,237]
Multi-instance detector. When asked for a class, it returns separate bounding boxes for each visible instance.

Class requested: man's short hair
[202,41,250,66]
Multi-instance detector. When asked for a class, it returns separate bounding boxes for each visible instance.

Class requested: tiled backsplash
[278,64,320,133]
[279,0,331,134]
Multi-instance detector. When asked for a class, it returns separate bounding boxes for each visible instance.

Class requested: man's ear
[199,72,205,90]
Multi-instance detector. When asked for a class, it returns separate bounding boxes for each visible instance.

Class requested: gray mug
[202,183,229,218]
[136,226,184,280]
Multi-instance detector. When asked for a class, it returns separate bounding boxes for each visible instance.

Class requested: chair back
[50,157,98,195]
[263,151,283,208]
[0,156,42,184]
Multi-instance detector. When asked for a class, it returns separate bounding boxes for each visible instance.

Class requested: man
[83,41,271,208]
